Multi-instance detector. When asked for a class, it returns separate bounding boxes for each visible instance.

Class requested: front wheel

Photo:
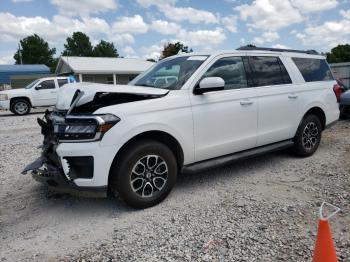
[110,140,177,209]
[11,99,31,115]
[292,114,322,157]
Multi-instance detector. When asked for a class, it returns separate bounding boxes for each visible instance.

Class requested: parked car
[0,76,73,115]
[335,79,350,118]
[23,47,340,208]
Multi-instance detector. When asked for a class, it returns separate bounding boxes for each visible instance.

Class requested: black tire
[110,139,177,209]
[292,114,322,157]
[10,99,31,115]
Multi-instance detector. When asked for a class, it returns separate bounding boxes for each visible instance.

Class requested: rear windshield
[292,57,333,82]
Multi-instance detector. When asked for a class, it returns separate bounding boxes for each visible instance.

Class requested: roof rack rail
[237,45,319,55]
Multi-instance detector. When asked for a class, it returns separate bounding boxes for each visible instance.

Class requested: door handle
[50,91,57,94]
[288,93,298,99]
[240,100,253,106]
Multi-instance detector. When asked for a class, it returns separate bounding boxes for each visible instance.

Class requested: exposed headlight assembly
[53,114,120,142]
[0,94,8,101]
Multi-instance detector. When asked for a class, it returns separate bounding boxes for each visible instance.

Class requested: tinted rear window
[248,56,292,87]
[292,57,333,82]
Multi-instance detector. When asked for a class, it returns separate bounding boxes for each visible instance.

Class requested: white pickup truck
[0,76,72,115]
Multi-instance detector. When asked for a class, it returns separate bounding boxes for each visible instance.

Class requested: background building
[0,64,51,89]
[55,56,154,85]
[330,62,350,87]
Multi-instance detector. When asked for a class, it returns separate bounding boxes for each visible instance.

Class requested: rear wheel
[292,114,322,157]
[11,99,31,115]
[110,139,177,209]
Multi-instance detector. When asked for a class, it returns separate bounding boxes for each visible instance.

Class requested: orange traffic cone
[312,202,340,262]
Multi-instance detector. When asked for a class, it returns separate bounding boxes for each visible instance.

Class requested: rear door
[247,55,300,146]
[31,79,58,106]
[190,55,258,162]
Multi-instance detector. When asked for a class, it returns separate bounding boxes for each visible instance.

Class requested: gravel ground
[0,109,349,262]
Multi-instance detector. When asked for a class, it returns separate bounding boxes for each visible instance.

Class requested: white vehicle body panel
[29,50,340,190]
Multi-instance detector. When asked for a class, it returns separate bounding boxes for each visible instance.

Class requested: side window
[57,79,68,87]
[203,56,248,90]
[249,56,292,87]
[292,57,333,82]
[38,80,55,90]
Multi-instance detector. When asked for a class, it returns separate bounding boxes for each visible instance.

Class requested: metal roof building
[55,56,155,85]
[0,64,51,88]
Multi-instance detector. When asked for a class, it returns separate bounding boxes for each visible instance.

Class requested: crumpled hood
[56,82,169,110]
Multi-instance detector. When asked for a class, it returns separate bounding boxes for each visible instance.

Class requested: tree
[160,42,192,59]
[93,40,119,57]
[326,44,350,63]
[13,34,56,72]
[62,32,93,57]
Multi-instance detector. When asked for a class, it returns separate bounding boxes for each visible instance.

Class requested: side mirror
[195,77,225,95]
[35,85,42,90]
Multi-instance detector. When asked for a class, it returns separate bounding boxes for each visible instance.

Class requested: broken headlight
[53,114,120,142]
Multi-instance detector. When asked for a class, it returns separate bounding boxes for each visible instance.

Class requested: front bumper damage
[22,110,107,197]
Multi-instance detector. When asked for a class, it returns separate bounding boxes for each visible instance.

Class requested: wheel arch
[302,106,326,130]
[10,96,32,108]
[108,130,185,186]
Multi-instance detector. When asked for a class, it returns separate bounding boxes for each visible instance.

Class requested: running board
[182,140,294,174]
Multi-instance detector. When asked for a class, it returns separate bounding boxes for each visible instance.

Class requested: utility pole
[18,43,22,64]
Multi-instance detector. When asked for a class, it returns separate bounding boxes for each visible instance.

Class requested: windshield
[25,79,40,89]
[130,56,208,90]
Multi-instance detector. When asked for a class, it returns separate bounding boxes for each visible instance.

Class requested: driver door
[190,56,258,162]
[31,79,58,106]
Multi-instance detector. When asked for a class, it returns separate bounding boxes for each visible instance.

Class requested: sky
[0,0,349,64]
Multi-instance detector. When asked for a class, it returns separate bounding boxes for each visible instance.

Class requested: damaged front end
[22,86,168,196]
[22,110,75,191]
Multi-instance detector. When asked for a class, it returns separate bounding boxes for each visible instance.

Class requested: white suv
[0,76,71,115]
[23,47,339,208]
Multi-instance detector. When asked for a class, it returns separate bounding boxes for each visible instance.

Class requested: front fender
[100,121,194,165]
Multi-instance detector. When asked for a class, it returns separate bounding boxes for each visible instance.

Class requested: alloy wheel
[302,122,319,150]
[130,155,168,198]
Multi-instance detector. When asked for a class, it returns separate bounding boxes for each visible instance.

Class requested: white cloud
[222,15,238,33]
[290,0,338,13]
[0,52,15,64]
[340,9,350,20]
[158,5,218,24]
[296,14,350,48]
[137,0,217,24]
[0,11,139,50]
[151,20,181,35]
[11,0,32,2]
[122,46,136,57]
[51,0,118,16]
[253,31,279,44]
[109,33,135,45]
[176,28,226,47]
[137,0,176,8]
[141,42,165,60]
[112,15,148,34]
[0,12,114,46]
[236,0,303,31]
[0,12,55,42]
